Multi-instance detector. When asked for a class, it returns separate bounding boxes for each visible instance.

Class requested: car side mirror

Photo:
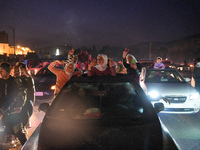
[38,103,50,113]
[154,102,164,113]
[185,77,190,82]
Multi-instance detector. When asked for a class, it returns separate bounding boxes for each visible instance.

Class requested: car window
[35,63,64,77]
[49,82,145,122]
[36,67,54,76]
[145,70,185,83]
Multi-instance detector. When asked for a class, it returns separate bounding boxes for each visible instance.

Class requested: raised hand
[123,48,129,58]
[109,58,114,67]
[88,59,97,70]
[69,48,75,55]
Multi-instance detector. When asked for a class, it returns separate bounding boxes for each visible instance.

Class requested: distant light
[56,48,60,56]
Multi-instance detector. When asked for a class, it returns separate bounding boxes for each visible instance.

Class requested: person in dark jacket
[193,58,200,93]
[0,62,27,145]
[16,62,35,128]
[122,48,141,82]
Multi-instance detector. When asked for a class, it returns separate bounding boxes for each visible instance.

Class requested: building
[0,31,34,57]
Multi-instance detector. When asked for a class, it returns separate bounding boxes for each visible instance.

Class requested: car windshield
[48,81,146,123]
[34,64,43,68]
[145,70,185,83]
[36,66,54,77]
[36,63,64,77]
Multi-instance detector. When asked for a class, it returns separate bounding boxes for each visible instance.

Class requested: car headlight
[51,85,56,90]
[147,90,160,99]
[190,92,199,100]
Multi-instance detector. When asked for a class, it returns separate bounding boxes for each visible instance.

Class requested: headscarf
[156,57,162,61]
[126,54,138,64]
[196,62,200,68]
[73,54,78,69]
[64,62,75,79]
[95,54,108,71]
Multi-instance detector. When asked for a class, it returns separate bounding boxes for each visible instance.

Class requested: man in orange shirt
[48,60,81,97]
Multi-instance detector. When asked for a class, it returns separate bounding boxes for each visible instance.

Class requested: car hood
[35,116,175,150]
[145,82,196,96]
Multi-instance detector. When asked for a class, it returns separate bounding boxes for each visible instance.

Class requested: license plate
[35,92,44,96]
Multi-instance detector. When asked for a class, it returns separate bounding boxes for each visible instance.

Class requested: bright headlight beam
[51,85,56,90]
[190,92,199,100]
[148,90,160,99]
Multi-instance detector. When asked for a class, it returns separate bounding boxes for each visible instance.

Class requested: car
[140,68,200,114]
[34,63,56,98]
[22,74,180,150]
[162,60,176,69]
[28,63,44,76]
[138,60,154,68]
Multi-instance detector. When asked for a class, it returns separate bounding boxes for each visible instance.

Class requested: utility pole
[9,25,15,57]
[149,42,152,60]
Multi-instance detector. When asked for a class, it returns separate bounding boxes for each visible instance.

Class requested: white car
[140,68,200,114]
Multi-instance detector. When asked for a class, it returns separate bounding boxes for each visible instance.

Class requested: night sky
[1,0,200,51]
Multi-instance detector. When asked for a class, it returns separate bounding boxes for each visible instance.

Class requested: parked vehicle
[138,60,154,68]
[22,74,180,150]
[140,68,200,114]
[34,64,56,98]
[28,63,44,76]
[162,60,176,69]
[29,62,51,76]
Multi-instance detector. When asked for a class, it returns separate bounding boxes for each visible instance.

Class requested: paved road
[159,112,200,150]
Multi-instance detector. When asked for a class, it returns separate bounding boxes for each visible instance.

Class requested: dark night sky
[0,0,200,51]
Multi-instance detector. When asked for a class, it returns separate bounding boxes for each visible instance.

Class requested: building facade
[0,31,34,57]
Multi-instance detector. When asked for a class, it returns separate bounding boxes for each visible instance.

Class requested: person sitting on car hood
[48,60,82,97]
[154,57,165,69]
[87,54,116,77]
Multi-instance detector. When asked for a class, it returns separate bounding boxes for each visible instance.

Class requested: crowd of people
[0,47,200,147]
[0,61,34,145]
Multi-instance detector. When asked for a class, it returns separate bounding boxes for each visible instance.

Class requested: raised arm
[48,60,62,75]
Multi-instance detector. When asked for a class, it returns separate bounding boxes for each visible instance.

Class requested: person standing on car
[87,54,116,77]
[48,60,82,97]
[193,58,200,93]
[0,62,27,145]
[154,57,165,69]
[122,48,141,82]
[64,48,83,74]
[16,62,35,128]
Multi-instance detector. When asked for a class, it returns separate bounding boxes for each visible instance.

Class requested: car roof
[145,68,176,71]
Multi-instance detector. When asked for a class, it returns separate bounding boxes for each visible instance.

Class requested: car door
[139,67,147,94]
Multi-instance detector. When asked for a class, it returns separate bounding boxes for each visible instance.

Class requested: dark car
[22,74,180,150]
[162,60,176,69]
[138,60,154,68]
[34,64,56,98]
